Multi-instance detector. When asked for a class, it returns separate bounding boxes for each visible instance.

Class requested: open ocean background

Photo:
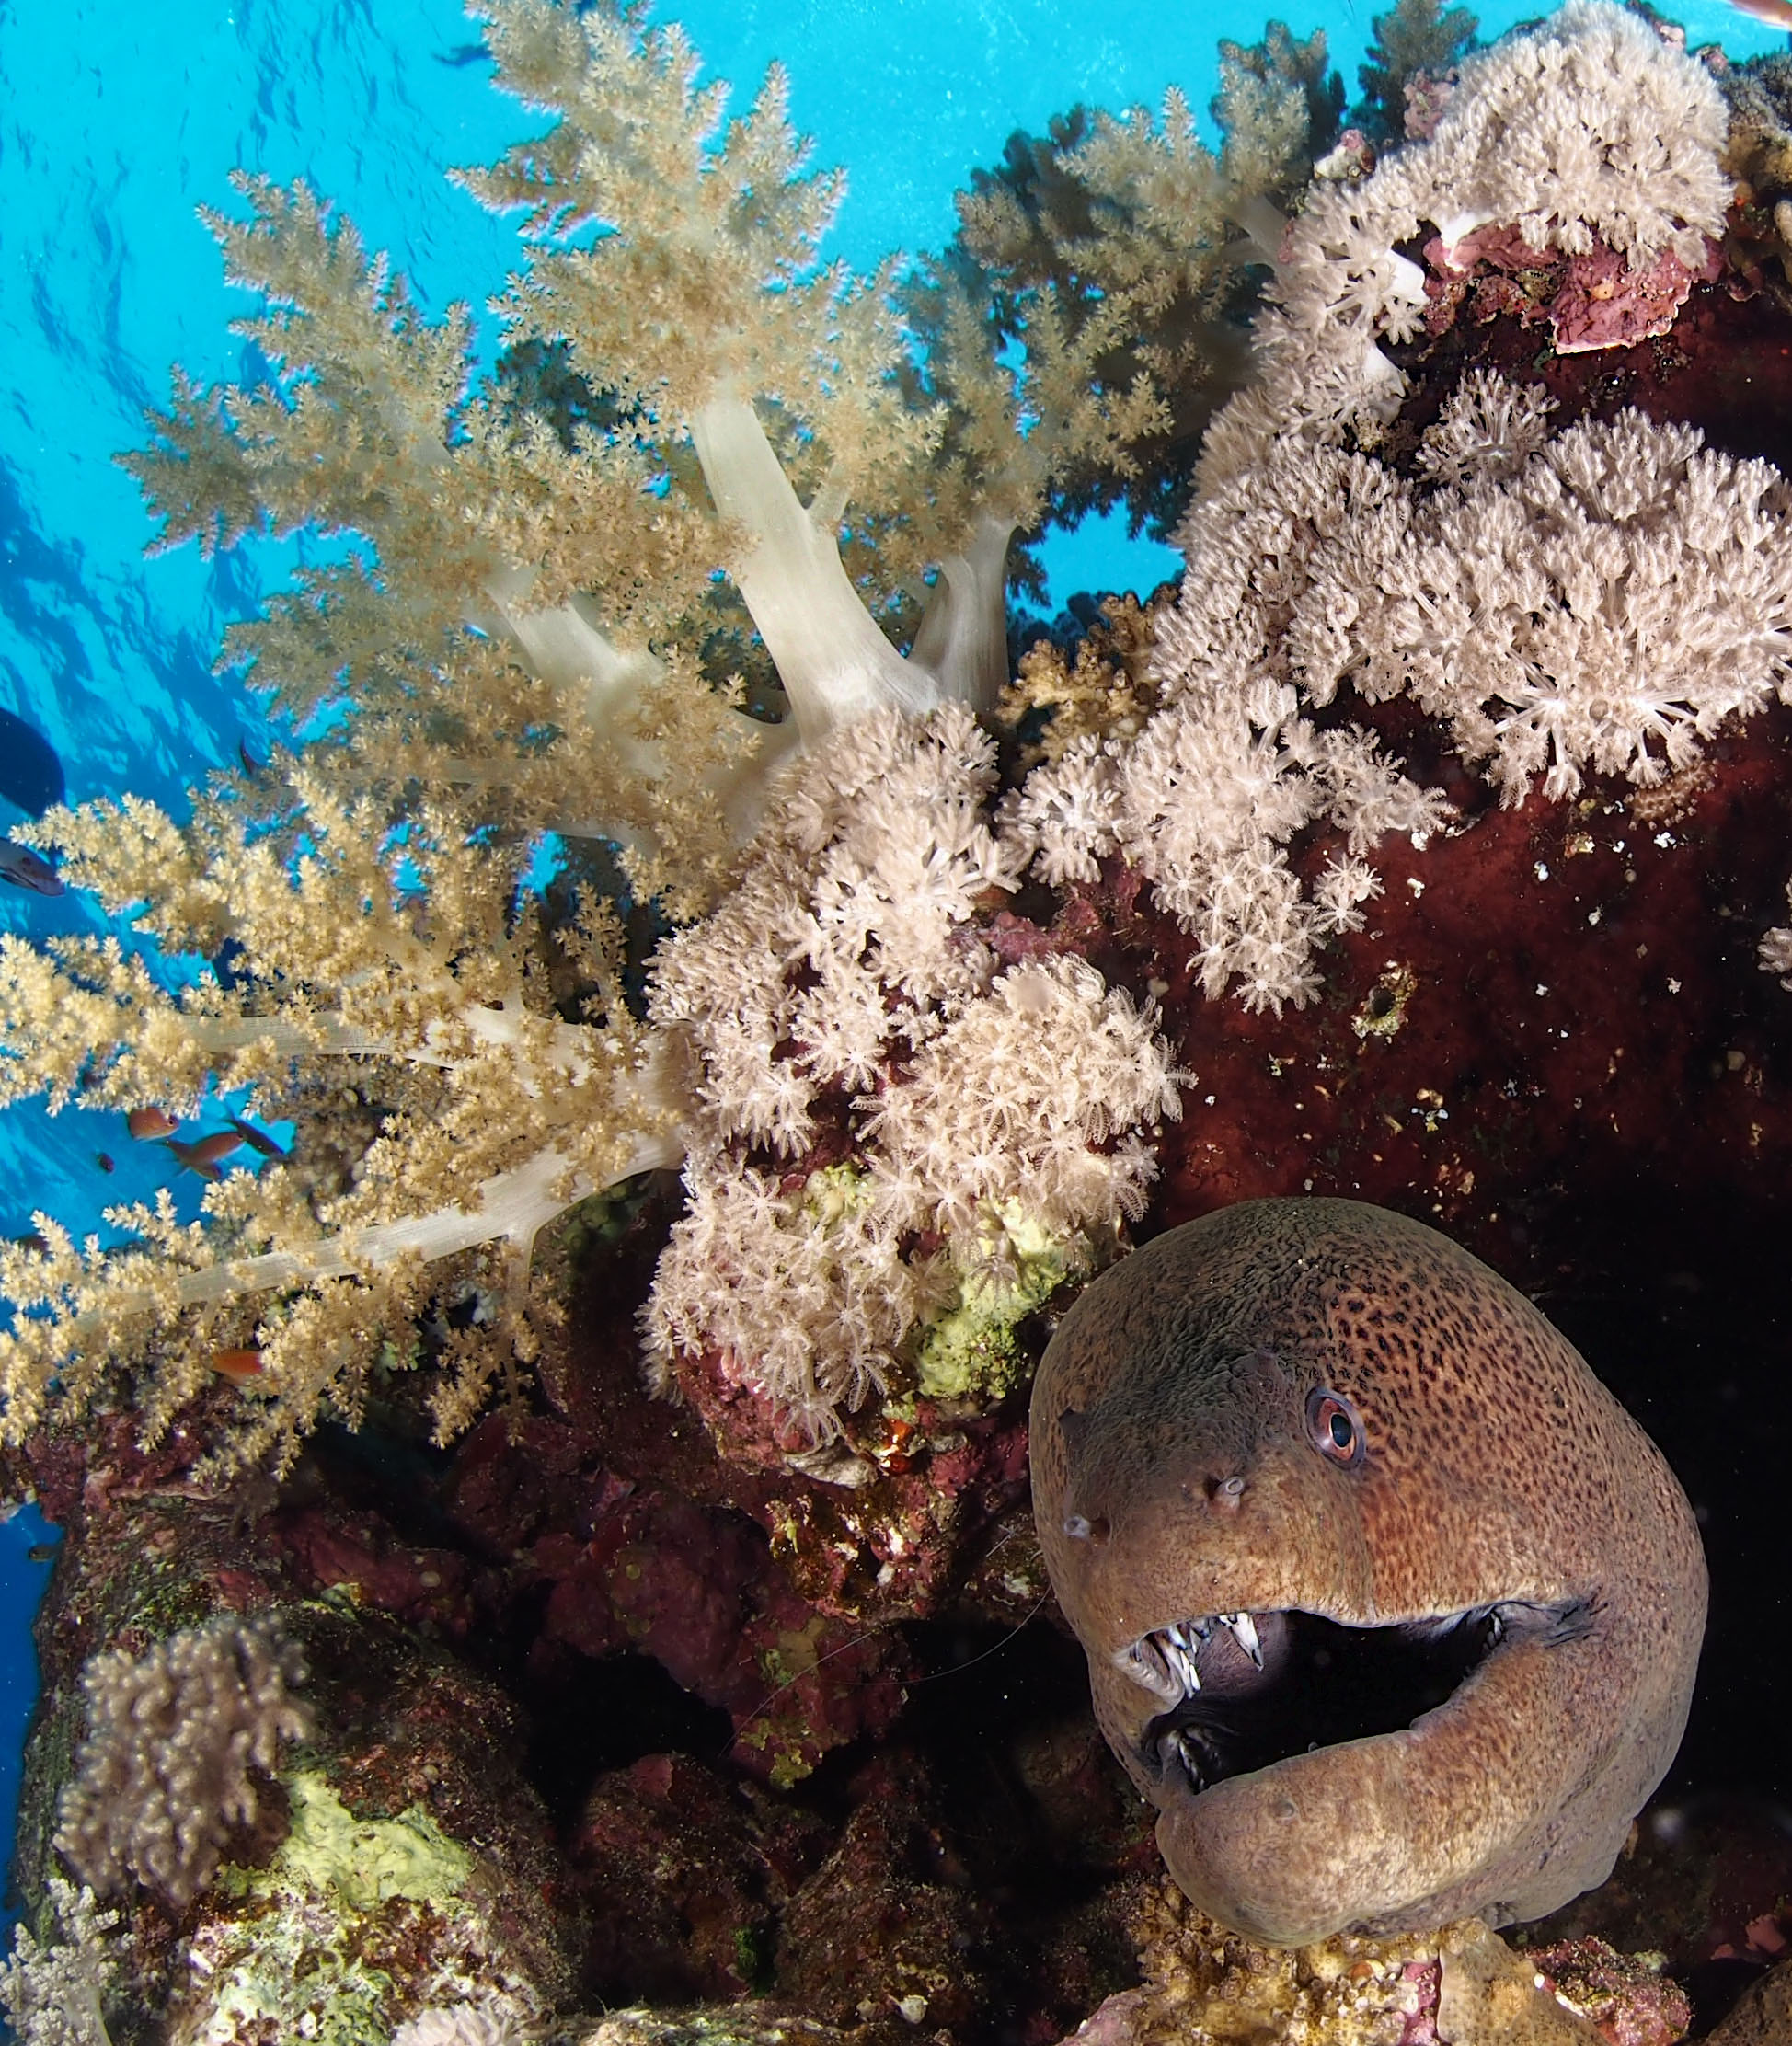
[0,0,1778,1933]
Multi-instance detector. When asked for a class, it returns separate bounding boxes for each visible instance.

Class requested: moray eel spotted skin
[1031,1198,1706,1946]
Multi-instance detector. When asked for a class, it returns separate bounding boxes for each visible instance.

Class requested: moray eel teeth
[1122,1596,1591,1799]
[1031,1198,1706,1947]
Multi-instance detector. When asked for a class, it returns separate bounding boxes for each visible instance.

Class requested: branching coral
[1353,0,1477,144]
[941,21,1341,544]
[53,1614,312,1907]
[0,761,681,1471]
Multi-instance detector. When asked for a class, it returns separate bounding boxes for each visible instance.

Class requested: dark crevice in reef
[527,1649,740,1826]
[1534,1182,1792,1812]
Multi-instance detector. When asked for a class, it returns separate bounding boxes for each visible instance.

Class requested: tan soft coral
[0,0,1221,1477]
[0,757,680,1469]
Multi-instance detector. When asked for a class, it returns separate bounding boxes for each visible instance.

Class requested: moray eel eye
[1305,1387,1366,1467]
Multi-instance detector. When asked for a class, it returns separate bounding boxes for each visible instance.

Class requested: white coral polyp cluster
[1201,0,1730,478]
[1047,3,1792,1018]
[645,707,1183,1439]
[1154,376,1792,818]
[1007,672,1444,1014]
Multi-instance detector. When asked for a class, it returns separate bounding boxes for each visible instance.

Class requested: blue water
[0,0,1780,1923]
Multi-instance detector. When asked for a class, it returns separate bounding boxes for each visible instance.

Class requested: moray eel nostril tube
[1030,1197,1706,1947]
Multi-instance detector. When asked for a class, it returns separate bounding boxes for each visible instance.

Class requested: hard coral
[1116,1880,1602,2044]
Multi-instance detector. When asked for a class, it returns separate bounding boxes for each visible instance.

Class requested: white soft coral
[644,708,1184,1443]
[1200,0,1729,485]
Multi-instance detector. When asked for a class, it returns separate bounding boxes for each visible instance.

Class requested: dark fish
[26,1543,58,1563]
[226,1116,289,1160]
[0,838,64,895]
[0,709,64,816]
[435,40,491,65]
[5,1232,49,1254]
[94,1152,115,1173]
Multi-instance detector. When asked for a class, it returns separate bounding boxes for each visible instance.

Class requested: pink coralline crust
[275,1505,475,1639]
[1530,1937,1692,2045]
[1419,224,1724,355]
[1426,222,1557,279]
[1548,243,1708,355]
[1397,1958,1442,2045]
[1054,1988,1150,2046]
[521,1482,908,1784]
[1404,71,1456,141]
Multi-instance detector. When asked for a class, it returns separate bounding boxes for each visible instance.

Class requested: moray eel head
[1030,1198,1706,1946]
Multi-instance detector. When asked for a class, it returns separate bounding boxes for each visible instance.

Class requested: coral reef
[391,2007,533,2046]
[646,705,1181,1443]
[1062,1880,1611,2043]
[11,0,1792,2036]
[1529,1939,1693,2045]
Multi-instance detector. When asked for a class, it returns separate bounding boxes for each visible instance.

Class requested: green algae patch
[802,1162,875,1227]
[915,1210,1076,1402]
[170,1775,502,2046]
[273,1771,472,1910]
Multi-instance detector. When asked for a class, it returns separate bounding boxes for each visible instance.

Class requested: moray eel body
[1030,1198,1706,1946]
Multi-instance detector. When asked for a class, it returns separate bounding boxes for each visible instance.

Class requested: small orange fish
[127,1107,180,1141]
[164,1131,244,1180]
[226,1115,288,1160]
[211,1348,265,1385]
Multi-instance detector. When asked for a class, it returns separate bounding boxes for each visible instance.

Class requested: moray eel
[1030,1198,1706,1945]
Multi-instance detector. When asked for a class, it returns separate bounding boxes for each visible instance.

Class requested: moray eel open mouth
[1030,1199,1706,1946]
[1121,1600,1588,1799]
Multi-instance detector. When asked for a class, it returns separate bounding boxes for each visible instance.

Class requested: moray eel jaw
[1032,1198,1706,1947]
[1102,1594,1634,1945]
